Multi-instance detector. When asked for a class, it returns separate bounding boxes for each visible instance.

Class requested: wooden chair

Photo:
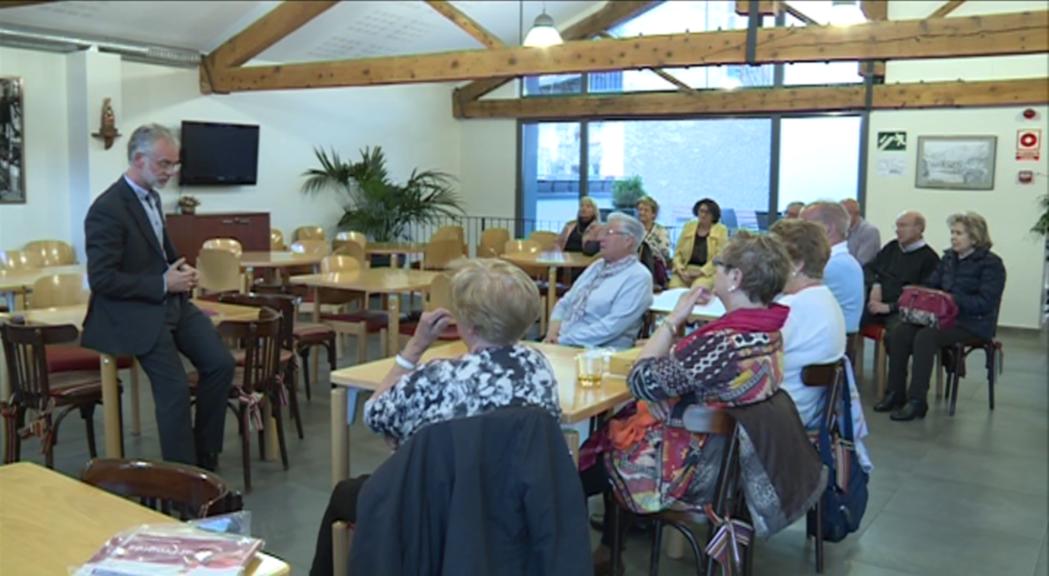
[22,240,77,267]
[856,324,888,398]
[291,239,331,257]
[81,458,243,520]
[0,249,42,271]
[528,230,559,252]
[801,358,847,574]
[431,225,467,256]
[504,239,541,255]
[214,307,289,492]
[333,231,367,252]
[397,272,459,347]
[28,272,87,308]
[318,255,389,364]
[476,228,509,258]
[420,238,463,270]
[1,320,118,468]
[219,293,305,440]
[332,241,367,267]
[270,229,287,251]
[293,226,326,242]
[196,248,243,298]
[202,237,243,256]
[939,334,1003,417]
[609,410,751,576]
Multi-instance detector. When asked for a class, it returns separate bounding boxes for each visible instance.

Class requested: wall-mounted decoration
[91,97,121,150]
[916,135,997,191]
[0,77,25,204]
[877,131,907,152]
[1016,129,1041,161]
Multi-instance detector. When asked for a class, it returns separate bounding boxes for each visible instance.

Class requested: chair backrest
[477,228,510,258]
[321,254,362,274]
[0,320,80,409]
[270,228,286,251]
[427,272,454,311]
[332,241,367,266]
[422,238,464,270]
[218,307,282,396]
[504,239,541,254]
[219,292,296,351]
[528,230,559,252]
[196,248,243,294]
[202,237,243,257]
[802,358,847,431]
[22,240,77,267]
[333,231,367,250]
[0,249,42,271]
[294,226,326,242]
[430,225,464,244]
[290,239,331,257]
[81,458,242,520]
[29,273,88,309]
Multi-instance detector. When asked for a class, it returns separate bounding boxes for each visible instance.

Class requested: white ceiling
[0,0,600,62]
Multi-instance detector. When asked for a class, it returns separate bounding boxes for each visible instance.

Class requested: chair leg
[80,404,98,458]
[3,407,19,463]
[43,414,55,470]
[273,397,290,470]
[649,519,664,576]
[854,337,866,390]
[935,350,944,399]
[299,348,312,403]
[875,338,887,400]
[987,346,996,411]
[949,352,962,417]
[287,360,304,440]
[356,331,367,364]
[239,407,252,492]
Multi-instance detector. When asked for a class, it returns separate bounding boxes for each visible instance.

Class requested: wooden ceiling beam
[859,0,888,78]
[931,0,966,18]
[425,1,504,49]
[205,0,338,69]
[207,11,1049,93]
[0,1,53,8]
[454,0,661,104]
[455,78,1049,119]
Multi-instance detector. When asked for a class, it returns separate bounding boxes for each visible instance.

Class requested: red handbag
[898,286,958,330]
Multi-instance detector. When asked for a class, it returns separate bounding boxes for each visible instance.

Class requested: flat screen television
[179,121,259,186]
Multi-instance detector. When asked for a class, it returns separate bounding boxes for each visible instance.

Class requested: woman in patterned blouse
[581,233,794,575]
[310,259,561,576]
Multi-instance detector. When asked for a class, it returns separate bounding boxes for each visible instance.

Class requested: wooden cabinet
[166,212,270,265]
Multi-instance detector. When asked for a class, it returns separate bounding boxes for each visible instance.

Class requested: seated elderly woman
[544,212,653,350]
[669,198,730,289]
[557,195,602,254]
[309,259,561,576]
[880,212,1006,421]
[636,195,671,288]
[579,233,825,574]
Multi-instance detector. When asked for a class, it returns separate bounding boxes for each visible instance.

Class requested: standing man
[841,198,881,265]
[864,211,941,331]
[82,124,234,469]
[801,201,864,333]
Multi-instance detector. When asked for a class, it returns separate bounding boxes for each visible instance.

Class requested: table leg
[547,267,557,325]
[100,354,123,458]
[130,359,142,436]
[387,293,400,358]
[331,387,349,487]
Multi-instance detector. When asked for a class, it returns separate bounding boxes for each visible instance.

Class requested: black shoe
[873,392,905,412]
[890,401,929,421]
[196,451,219,472]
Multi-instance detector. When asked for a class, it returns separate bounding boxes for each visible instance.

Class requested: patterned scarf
[564,255,638,324]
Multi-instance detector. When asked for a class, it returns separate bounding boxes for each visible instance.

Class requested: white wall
[121,61,461,240]
[0,47,71,249]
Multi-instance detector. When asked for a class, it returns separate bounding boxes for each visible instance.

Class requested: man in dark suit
[82,123,234,469]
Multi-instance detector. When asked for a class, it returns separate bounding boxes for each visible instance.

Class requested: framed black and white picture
[915,135,997,191]
[0,77,25,204]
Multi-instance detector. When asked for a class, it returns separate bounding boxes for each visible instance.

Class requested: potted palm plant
[1033,193,1049,236]
[301,146,463,242]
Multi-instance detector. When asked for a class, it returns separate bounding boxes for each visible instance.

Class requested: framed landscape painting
[0,77,25,204]
[915,135,997,191]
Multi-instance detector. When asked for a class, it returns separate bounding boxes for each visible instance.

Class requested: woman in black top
[557,196,601,254]
[879,212,1006,421]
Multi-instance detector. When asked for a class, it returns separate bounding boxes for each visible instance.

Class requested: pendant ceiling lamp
[523,2,563,47]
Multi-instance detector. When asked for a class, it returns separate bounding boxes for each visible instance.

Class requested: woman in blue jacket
[879,212,1006,421]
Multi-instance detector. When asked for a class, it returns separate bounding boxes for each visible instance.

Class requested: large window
[521,122,581,231]
[778,116,862,211]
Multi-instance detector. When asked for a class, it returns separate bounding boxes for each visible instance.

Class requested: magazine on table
[74,523,263,576]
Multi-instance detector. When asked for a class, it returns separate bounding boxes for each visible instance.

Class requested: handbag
[898,286,958,330]
[806,377,869,543]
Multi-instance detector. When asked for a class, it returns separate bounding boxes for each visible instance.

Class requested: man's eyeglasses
[602,228,631,238]
[151,156,181,172]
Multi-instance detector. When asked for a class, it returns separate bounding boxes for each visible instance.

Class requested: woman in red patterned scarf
[582,232,795,575]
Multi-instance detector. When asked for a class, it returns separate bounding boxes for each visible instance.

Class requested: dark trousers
[887,322,974,403]
[310,475,370,576]
[580,462,633,547]
[135,298,234,465]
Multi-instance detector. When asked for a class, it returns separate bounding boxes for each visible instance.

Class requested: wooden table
[365,242,427,268]
[0,300,261,460]
[240,250,325,290]
[0,265,85,310]
[290,269,438,358]
[500,251,595,322]
[649,287,726,322]
[327,341,630,485]
[0,462,289,576]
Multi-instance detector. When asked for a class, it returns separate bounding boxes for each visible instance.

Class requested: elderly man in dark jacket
[883,212,1006,421]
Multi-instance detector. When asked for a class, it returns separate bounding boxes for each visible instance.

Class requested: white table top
[649,288,726,321]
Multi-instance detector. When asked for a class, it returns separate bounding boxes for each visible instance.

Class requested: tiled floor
[29,326,1049,576]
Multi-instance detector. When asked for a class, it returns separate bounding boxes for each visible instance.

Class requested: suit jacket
[82,177,183,356]
[349,407,593,576]
[672,221,729,282]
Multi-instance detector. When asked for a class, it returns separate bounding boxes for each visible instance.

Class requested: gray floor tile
[910,443,1049,497]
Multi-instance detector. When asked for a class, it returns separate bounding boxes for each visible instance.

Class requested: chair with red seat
[317,255,389,363]
[856,323,888,398]
[1,320,121,468]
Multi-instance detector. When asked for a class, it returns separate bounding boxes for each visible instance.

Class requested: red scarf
[676,303,789,353]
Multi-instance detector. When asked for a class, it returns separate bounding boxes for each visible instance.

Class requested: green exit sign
[877,131,907,151]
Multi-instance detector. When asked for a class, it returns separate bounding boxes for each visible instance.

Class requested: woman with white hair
[309,259,561,575]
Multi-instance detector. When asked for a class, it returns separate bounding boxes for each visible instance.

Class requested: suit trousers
[136,297,234,465]
[887,322,974,403]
